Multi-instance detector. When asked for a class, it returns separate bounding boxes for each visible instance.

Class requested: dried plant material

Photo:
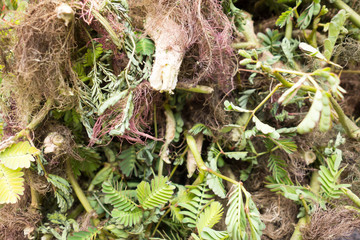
[187,133,204,178]
[1,0,77,127]
[43,132,66,154]
[55,3,74,27]
[252,189,298,240]
[145,15,187,92]
[160,105,176,164]
[301,207,360,240]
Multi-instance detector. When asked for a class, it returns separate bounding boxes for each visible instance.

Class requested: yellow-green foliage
[0,141,40,204]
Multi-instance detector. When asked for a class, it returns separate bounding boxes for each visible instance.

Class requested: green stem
[65,159,94,214]
[290,217,307,240]
[231,42,258,49]
[176,84,214,94]
[342,187,360,208]
[67,204,84,219]
[331,0,360,28]
[151,208,171,237]
[285,19,293,40]
[185,133,207,172]
[243,84,282,129]
[207,168,240,186]
[330,97,360,140]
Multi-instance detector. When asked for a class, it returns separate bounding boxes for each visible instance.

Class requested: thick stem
[176,84,214,94]
[65,159,94,213]
[331,0,360,28]
[285,20,293,40]
[290,217,307,240]
[342,187,360,208]
[330,97,360,140]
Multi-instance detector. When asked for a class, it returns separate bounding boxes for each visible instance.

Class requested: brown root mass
[130,0,236,90]
[301,207,360,240]
[252,189,298,240]
[0,187,42,240]
[1,0,77,127]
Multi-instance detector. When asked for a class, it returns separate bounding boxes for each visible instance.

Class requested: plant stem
[342,187,360,208]
[243,84,282,129]
[67,204,84,219]
[331,0,360,28]
[151,208,171,237]
[330,97,360,140]
[65,158,94,214]
[285,20,293,40]
[290,217,307,240]
[176,83,214,94]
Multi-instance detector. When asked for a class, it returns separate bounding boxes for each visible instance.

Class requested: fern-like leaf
[225,185,247,240]
[179,184,215,228]
[0,164,24,204]
[118,146,137,177]
[69,227,100,240]
[47,174,74,212]
[201,227,229,240]
[318,153,350,199]
[196,201,223,233]
[226,184,265,240]
[0,141,39,170]
[136,176,175,210]
[102,181,138,211]
[207,144,226,198]
[112,208,143,227]
[189,123,214,137]
[267,154,292,184]
[276,8,293,28]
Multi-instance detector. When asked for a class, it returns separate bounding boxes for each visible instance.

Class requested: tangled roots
[1,0,77,126]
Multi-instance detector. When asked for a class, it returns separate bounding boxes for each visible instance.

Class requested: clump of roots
[0,187,42,240]
[1,0,77,127]
[301,207,360,240]
[252,189,298,240]
[130,0,236,90]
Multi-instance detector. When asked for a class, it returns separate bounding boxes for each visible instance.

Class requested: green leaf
[196,201,224,233]
[253,116,279,139]
[276,8,293,28]
[278,75,307,105]
[267,154,292,184]
[179,184,215,228]
[323,10,347,60]
[97,90,128,115]
[299,42,327,61]
[69,227,100,240]
[319,92,331,132]
[112,208,143,227]
[201,227,229,240]
[224,100,250,112]
[102,181,138,211]
[135,38,155,56]
[207,145,226,198]
[0,164,25,204]
[189,123,214,137]
[137,176,175,210]
[297,90,323,134]
[118,146,137,177]
[224,151,248,160]
[109,92,134,136]
[0,141,39,170]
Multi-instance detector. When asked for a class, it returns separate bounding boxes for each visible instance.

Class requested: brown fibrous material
[252,189,298,240]
[301,207,360,240]
[130,0,236,91]
[1,0,77,127]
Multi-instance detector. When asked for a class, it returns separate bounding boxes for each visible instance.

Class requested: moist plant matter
[1,0,360,239]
